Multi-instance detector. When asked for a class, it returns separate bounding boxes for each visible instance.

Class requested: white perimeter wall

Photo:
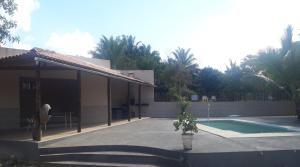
[143,101,296,118]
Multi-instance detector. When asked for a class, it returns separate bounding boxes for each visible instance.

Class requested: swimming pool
[198,120,296,134]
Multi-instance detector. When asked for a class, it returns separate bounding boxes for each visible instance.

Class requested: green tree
[90,35,161,70]
[172,48,197,70]
[136,44,161,70]
[0,0,19,45]
[164,48,197,98]
[90,36,125,68]
[192,67,224,97]
[280,25,293,56]
[91,35,165,100]
[223,60,245,100]
[242,25,300,119]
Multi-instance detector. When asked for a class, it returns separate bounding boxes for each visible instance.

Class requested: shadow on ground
[40,145,185,167]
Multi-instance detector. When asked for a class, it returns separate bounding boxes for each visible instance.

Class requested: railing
[154,92,291,102]
[49,112,75,129]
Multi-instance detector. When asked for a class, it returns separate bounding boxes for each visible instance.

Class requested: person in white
[40,104,51,130]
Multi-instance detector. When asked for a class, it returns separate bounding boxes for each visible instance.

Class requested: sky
[6,0,300,71]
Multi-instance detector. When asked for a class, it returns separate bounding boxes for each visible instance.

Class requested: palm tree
[280,25,293,56]
[90,35,160,70]
[224,60,244,100]
[243,26,300,119]
[136,44,161,70]
[165,48,197,98]
[90,36,125,69]
[172,48,197,71]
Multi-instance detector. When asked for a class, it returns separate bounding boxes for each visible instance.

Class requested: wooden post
[69,112,72,128]
[33,61,41,141]
[138,84,141,119]
[77,70,82,133]
[107,77,112,126]
[64,112,67,128]
[127,82,131,122]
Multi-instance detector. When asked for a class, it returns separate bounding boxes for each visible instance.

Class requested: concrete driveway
[40,118,185,167]
[39,117,300,167]
[42,118,183,150]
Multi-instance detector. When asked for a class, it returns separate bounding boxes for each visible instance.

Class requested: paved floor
[40,118,185,167]
[0,118,145,142]
[42,118,183,151]
[42,117,300,153]
[39,117,300,167]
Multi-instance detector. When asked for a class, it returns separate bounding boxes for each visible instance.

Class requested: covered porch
[0,117,147,143]
[0,48,154,141]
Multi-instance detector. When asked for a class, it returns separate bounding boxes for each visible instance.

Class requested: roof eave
[34,56,154,87]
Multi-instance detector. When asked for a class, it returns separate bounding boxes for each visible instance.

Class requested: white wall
[76,56,111,69]
[111,78,128,107]
[111,79,154,105]
[0,71,32,129]
[111,79,154,116]
[119,70,154,85]
[144,101,296,118]
[81,72,108,125]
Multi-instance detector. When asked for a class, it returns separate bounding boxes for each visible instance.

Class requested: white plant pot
[182,134,193,150]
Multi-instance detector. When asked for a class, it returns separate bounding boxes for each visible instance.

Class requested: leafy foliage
[175,95,191,114]
[162,48,197,98]
[173,94,198,135]
[192,67,224,97]
[90,35,165,97]
[242,25,300,102]
[173,112,198,135]
[90,26,297,102]
[172,48,197,70]
[0,0,19,44]
[90,35,161,70]
[281,25,293,56]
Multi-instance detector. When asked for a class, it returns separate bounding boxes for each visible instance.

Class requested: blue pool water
[198,120,296,134]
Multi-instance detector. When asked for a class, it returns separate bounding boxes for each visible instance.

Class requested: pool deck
[3,116,300,166]
[41,116,300,153]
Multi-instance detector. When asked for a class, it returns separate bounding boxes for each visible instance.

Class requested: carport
[0,48,154,141]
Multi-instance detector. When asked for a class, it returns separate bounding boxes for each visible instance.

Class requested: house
[0,47,155,140]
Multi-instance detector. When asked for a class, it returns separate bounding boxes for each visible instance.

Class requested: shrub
[173,112,198,135]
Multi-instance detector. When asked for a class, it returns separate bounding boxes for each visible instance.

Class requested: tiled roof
[0,48,154,86]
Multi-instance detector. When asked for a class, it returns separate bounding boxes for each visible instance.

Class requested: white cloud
[14,0,40,32]
[4,35,34,50]
[45,29,96,57]
[182,0,300,71]
[11,42,32,50]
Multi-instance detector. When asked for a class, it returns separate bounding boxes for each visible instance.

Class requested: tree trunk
[296,102,300,121]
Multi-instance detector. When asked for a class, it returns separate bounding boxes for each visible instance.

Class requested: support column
[127,82,131,122]
[33,61,41,141]
[138,84,141,119]
[77,70,82,133]
[107,77,112,126]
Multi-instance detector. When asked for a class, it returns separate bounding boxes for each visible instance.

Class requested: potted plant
[173,112,198,150]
